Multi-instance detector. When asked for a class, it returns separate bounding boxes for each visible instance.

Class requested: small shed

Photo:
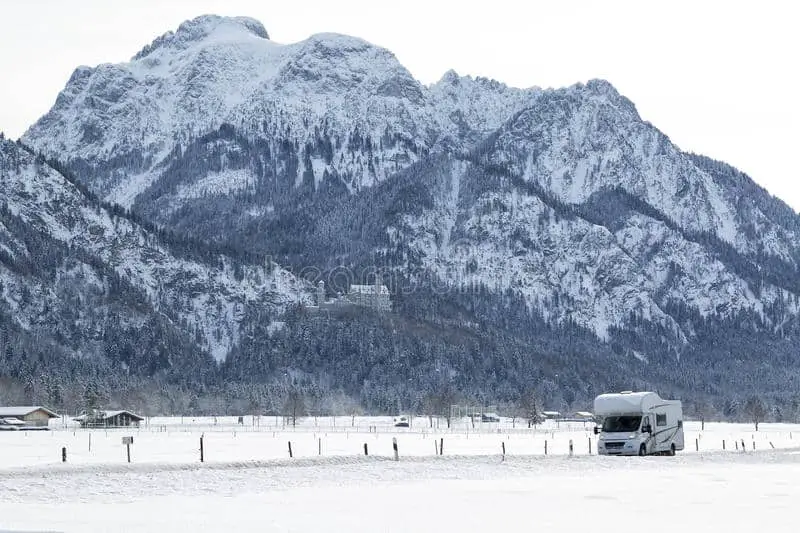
[75,410,144,428]
[103,410,144,427]
[542,411,562,420]
[0,406,59,427]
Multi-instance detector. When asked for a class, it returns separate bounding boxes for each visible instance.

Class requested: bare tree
[743,396,767,431]
[518,388,542,428]
[506,401,521,429]
[247,385,264,415]
[282,387,306,428]
[694,399,714,431]
[424,386,458,428]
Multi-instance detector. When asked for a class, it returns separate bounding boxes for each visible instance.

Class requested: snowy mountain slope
[390,160,686,343]
[17,14,800,380]
[0,137,310,365]
[384,155,799,354]
[483,80,800,263]
[23,16,539,209]
[428,70,541,149]
[24,16,437,204]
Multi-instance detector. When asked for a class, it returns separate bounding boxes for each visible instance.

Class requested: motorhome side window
[656,414,667,426]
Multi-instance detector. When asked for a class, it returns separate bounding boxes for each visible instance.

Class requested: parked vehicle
[593,391,684,456]
[0,417,25,430]
[394,416,410,428]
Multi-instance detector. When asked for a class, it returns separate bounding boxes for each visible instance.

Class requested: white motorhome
[593,391,684,456]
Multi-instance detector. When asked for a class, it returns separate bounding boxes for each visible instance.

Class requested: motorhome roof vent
[620,391,633,394]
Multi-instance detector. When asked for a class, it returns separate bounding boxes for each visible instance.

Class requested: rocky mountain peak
[132,15,270,60]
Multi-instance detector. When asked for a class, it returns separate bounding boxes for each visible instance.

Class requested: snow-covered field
[1,417,799,532]
[2,416,798,467]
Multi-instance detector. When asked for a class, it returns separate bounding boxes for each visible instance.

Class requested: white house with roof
[0,406,59,427]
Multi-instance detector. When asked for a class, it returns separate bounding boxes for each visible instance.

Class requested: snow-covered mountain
[0,136,309,370]
[24,16,536,205]
[389,81,800,348]
[16,15,800,406]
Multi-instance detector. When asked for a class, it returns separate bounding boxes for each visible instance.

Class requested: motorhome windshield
[601,415,642,433]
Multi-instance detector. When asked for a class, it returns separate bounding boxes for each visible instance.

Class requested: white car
[0,417,25,430]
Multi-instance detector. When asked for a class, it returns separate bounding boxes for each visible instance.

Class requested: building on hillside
[542,411,562,420]
[74,410,144,428]
[388,152,411,171]
[0,406,59,427]
[344,277,391,312]
[310,276,392,313]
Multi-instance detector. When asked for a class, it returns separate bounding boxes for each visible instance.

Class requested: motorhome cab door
[642,415,652,451]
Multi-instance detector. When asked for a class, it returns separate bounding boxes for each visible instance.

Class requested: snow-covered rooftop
[73,410,144,422]
[349,284,389,295]
[0,406,58,418]
[104,410,144,420]
[593,391,670,415]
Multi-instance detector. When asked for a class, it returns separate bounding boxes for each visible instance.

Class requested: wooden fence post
[364,443,369,456]
[440,437,444,456]
[545,440,548,455]
[588,437,592,455]
[569,439,574,457]
[501,441,506,461]
[62,447,67,463]
[288,441,293,458]
[200,435,204,463]
[319,438,322,456]
[392,437,399,461]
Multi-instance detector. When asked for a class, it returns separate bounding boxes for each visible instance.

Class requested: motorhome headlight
[628,434,636,439]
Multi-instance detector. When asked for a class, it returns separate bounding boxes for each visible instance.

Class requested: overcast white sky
[1,0,797,209]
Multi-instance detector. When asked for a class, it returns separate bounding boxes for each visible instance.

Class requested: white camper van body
[593,391,684,456]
